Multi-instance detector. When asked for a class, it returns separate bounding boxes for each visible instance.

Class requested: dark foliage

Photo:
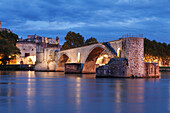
[0,30,20,65]
[62,31,98,50]
[144,38,170,65]
[85,37,98,45]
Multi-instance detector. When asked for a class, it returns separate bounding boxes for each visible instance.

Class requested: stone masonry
[96,58,128,77]
[35,36,159,77]
[145,62,159,77]
[123,37,145,77]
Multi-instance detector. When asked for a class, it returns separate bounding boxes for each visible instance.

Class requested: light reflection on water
[0,71,169,113]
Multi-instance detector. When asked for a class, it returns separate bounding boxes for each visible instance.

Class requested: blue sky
[0,0,170,44]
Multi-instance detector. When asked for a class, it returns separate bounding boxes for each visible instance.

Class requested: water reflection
[75,77,81,113]
[27,71,36,112]
[169,81,170,112]
[160,72,170,79]
[82,74,96,79]
[35,72,65,78]
[0,71,169,113]
[27,71,36,98]
[115,80,122,103]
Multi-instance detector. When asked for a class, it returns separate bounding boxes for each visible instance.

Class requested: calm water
[0,71,170,113]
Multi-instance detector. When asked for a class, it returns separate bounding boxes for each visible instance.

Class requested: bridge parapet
[121,34,143,38]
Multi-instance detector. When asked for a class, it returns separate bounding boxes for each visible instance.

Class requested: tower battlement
[0,21,1,29]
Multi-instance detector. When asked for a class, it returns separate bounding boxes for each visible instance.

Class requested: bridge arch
[56,54,71,71]
[82,46,111,73]
[82,44,115,61]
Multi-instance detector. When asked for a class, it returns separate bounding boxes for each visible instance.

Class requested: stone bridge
[35,37,145,77]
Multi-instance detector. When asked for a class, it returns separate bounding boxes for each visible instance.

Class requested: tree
[144,38,170,65]
[85,37,98,45]
[0,30,20,65]
[62,31,99,50]
[168,44,170,56]
[62,31,85,50]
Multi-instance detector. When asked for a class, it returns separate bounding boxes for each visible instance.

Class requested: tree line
[144,38,170,65]
[0,30,20,65]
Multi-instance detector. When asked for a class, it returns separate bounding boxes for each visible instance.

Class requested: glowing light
[28,70,31,78]
[16,55,36,65]
[103,54,108,58]
[100,56,103,59]
[27,56,36,64]
[117,48,121,57]
[76,77,81,106]
[78,52,81,63]
[96,52,110,66]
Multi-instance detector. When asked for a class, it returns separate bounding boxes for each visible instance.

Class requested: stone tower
[123,37,145,77]
[56,36,59,45]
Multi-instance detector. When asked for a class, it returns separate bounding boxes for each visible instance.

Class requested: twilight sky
[0,0,170,44]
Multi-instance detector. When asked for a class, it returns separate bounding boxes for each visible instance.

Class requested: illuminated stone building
[16,42,36,64]
[144,55,170,67]
[16,35,61,65]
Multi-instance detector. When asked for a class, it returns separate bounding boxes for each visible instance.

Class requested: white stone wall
[16,42,36,64]
[35,45,60,71]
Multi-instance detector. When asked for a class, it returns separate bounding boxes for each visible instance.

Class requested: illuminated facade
[16,35,61,65]
[96,51,111,66]
[144,54,170,67]
[16,42,36,64]
[96,48,121,66]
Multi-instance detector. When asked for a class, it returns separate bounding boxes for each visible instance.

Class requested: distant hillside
[144,38,170,66]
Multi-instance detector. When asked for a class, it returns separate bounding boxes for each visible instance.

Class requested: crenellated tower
[56,36,59,45]
[0,21,1,29]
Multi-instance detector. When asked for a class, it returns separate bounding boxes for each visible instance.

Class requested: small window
[25,53,30,57]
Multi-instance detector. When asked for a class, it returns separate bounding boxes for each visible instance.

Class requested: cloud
[116,0,151,4]
[0,0,170,44]
[15,20,86,30]
[87,16,158,29]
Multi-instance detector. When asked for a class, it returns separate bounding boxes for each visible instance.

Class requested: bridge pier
[65,63,84,74]
[96,58,128,77]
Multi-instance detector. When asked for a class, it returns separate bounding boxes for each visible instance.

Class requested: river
[0,71,170,113]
